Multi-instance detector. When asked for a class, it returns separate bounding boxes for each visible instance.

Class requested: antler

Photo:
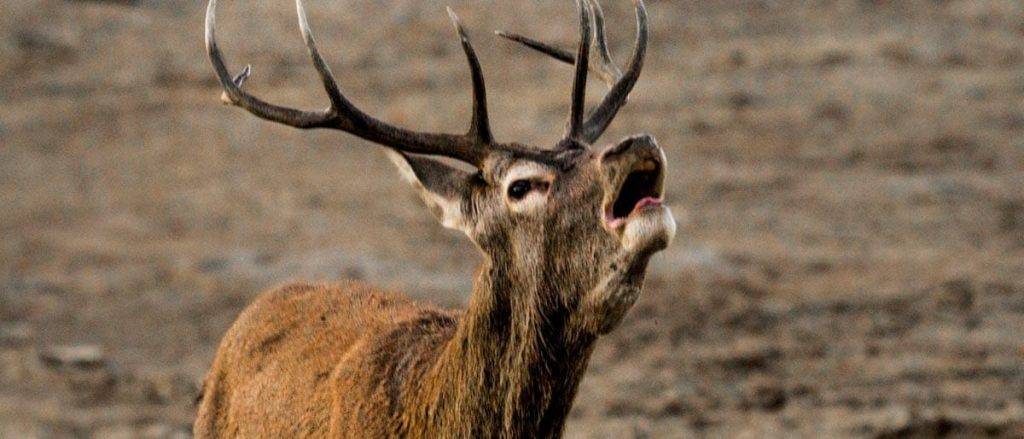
[205,0,497,166]
[567,0,593,142]
[497,0,648,145]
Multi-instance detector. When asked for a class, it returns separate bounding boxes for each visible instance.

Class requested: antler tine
[206,0,335,128]
[566,0,592,142]
[589,0,624,85]
[447,8,494,145]
[295,0,345,111]
[495,0,619,89]
[206,0,497,166]
[494,31,576,64]
[579,0,648,144]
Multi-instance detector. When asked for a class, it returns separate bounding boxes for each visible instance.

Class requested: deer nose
[601,134,663,165]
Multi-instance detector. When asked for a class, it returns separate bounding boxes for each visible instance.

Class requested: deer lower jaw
[608,200,676,254]
[604,196,662,229]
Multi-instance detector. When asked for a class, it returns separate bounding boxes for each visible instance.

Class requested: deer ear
[386,150,475,232]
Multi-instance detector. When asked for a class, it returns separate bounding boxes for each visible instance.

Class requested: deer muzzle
[600,134,676,252]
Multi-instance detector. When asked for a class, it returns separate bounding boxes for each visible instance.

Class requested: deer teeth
[635,159,658,172]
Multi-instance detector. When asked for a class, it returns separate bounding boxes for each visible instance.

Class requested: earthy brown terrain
[2,0,1023,437]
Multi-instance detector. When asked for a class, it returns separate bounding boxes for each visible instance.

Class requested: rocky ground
[2,0,1023,437]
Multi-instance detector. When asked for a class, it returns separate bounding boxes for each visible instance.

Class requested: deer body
[194,272,597,438]
[197,0,674,437]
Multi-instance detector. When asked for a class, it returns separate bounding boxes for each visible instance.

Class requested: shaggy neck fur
[415,250,600,438]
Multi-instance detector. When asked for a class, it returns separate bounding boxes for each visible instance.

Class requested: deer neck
[425,254,598,437]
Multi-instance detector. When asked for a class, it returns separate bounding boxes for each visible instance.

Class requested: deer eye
[507,180,532,200]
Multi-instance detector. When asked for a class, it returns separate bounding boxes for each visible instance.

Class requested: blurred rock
[874,416,1016,439]
[942,51,977,68]
[726,91,759,110]
[690,119,714,136]
[39,345,106,370]
[814,101,850,124]
[711,344,781,373]
[816,49,853,68]
[879,42,917,65]
[937,278,975,312]
[728,49,748,69]
[654,394,690,417]
[14,30,75,58]
[741,382,787,412]
[196,257,229,273]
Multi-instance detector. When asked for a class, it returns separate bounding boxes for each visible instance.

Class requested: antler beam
[205,0,497,166]
[567,0,593,142]
[447,7,494,145]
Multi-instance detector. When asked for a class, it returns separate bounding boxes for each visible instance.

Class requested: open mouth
[605,159,665,229]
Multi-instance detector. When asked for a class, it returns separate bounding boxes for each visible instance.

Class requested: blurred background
[2,0,1023,437]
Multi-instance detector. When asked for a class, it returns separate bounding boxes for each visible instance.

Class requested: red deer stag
[196,0,674,437]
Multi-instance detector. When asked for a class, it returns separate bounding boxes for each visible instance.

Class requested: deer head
[205,0,674,334]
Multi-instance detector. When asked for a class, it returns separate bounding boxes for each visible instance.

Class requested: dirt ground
[2,0,1023,437]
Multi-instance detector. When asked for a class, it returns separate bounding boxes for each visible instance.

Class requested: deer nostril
[601,138,636,162]
[602,134,659,161]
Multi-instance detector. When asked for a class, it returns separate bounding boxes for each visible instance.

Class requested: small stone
[727,91,757,110]
[742,383,788,412]
[938,279,974,311]
[39,344,106,369]
[817,49,853,67]
[196,257,229,273]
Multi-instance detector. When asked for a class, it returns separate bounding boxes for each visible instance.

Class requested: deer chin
[604,197,676,255]
[620,202,675,254]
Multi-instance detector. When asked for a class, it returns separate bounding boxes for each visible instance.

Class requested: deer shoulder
[196,281,460,437]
